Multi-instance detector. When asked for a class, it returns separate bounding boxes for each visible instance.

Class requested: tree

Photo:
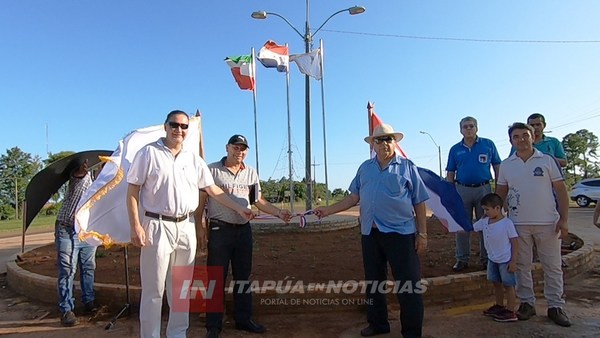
[562,129,600,185]
[44,151,75,166]
[260,178,282,203]
[0,147,42,219]
[313,182,328,204]
[332,188,349,198]
[260,177,339,204]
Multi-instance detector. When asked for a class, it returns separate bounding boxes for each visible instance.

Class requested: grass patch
[0,214,55,233]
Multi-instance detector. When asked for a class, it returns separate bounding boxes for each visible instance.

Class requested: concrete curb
[7,239,595,314]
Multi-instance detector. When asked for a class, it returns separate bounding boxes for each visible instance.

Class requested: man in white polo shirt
[127,110,253,338]
[496,122,571,327]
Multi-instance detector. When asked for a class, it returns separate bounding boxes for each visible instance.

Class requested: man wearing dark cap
[198,134,292,338]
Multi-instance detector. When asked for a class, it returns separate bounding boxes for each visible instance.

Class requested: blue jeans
[55,222,97,313]
[487,260,516,287]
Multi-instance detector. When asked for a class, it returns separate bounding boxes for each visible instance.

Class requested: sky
[1,1,599,191]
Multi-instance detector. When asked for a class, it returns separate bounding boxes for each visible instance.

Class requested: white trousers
[139,216,196,338]
[514,225,565,308]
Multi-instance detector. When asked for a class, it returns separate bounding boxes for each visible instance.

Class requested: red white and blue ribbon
[253,210,320,228]
[298,210,318,228]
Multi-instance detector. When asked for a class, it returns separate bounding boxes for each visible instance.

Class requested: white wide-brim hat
[364,124,404,144]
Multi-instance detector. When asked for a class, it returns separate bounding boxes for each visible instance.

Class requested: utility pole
[46,123,49,155]
[14,176,18,220]
[251,2,365,211]
[419,131,443,178]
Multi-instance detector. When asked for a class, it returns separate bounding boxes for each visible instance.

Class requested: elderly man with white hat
[315,123,429,338]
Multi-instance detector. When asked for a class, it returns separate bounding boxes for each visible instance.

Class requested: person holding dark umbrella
[55,159,99,326]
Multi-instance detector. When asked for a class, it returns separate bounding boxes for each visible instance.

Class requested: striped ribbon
[298,210,317,228]
[252,210,320,228]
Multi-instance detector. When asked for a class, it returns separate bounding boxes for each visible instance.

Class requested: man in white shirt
[496,122,571,327]
[127,110,253,338]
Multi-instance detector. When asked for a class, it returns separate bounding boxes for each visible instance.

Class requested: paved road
[567,207,600,248]
[0,231,60,274]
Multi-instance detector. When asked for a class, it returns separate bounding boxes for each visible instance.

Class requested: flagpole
[285,44,295,213]
[195,109,205,159]
[251,47,260,176]
[21,201,26,254]
[318,40,330,206]
[367,101,374,156]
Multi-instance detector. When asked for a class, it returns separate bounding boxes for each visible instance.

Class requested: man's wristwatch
[416,232,427,239]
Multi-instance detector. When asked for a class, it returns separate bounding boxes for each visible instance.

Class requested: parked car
[569,178,600,207]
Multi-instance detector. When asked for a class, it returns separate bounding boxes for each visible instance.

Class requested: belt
[145,211,191,222]
[209,218,248,227]
[456,181,490,188]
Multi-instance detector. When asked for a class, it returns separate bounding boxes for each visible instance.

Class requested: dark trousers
[206,219,253,330]
[362,229,424,338]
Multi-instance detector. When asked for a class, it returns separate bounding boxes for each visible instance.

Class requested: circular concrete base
[6,223,595,314]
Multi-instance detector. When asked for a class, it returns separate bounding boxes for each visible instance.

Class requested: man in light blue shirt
[315,123,429,338]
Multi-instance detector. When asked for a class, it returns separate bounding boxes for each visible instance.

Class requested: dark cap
[227,134,249,148]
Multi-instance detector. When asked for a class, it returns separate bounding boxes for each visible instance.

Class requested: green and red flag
[224,54,255,91]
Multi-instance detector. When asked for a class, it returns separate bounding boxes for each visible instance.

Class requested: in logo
[171,265,224,313]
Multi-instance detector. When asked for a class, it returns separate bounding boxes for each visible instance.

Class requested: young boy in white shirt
[474,193,519,322]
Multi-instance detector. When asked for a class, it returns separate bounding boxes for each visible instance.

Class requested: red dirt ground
[19,218,486,285]
[7,219,585,338]
[17,217,581,286]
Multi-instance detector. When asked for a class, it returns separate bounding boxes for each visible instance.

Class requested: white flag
[290,49,322,80]
[75,116,201,246]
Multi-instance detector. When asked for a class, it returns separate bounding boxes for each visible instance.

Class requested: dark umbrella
[23,150,112,231]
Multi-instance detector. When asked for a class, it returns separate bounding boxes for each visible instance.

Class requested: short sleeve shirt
[206,158,258,225]
[509,135,566,160]
[349,156,429,235]
[473,217,518,263]
[497,149,564,225]
[446,137,501,185]
[127,138,214,217]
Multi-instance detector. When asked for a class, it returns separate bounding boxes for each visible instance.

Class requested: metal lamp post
[251,1,365,210]
[419,131,443,178]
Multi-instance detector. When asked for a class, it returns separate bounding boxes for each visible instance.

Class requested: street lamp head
[251,11,267,19]
[419,131,426,134]
[348,6,366,15]
[249,2,366,211]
